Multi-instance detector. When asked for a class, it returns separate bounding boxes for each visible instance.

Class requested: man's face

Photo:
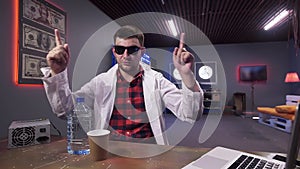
[113,37,143,74]
[40,7,48,20]
[41,34,48,45]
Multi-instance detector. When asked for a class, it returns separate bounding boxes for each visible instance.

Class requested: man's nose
[123,49,129,57]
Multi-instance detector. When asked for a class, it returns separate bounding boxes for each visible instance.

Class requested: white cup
[87,129,110,161]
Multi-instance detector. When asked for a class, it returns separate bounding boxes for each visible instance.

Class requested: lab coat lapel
[143,68,167,145]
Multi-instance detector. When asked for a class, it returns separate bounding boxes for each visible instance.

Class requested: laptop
[182,103,300,169]
[182,146,285,169]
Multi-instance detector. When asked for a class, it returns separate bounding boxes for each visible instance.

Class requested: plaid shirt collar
[117,66,144,83]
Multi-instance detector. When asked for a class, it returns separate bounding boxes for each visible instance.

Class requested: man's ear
[140,47,146,56]
[112,47,116,56]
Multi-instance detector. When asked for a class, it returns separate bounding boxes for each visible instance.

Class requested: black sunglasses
[114,45,141,55]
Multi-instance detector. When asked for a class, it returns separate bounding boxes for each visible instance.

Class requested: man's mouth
[122,61,131,65]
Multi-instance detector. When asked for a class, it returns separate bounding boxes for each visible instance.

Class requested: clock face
[199,65,213,79]
[173,68,182,80]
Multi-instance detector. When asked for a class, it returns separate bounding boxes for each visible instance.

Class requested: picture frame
[18,0,66,84]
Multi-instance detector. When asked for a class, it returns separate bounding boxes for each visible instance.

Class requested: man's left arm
[173,33,200,92]
[170,33,204,122]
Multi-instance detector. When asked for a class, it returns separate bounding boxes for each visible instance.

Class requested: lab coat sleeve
[158,73,203,123]
[41,67,96,118]
[41,67,73,118]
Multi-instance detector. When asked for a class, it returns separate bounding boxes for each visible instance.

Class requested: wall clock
[199,65,213,79]
[195,62,217,84]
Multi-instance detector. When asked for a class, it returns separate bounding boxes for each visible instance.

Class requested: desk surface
[0,137,283,169]
[0,137,209,169]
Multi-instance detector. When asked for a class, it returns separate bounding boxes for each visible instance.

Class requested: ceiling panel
[89,0,294,47]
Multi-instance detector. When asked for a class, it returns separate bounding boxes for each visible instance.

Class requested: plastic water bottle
[67,97,92,155]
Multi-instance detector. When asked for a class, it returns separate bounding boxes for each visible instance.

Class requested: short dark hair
[113,25,144,46]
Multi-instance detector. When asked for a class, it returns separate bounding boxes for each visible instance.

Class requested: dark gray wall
[0,0,112,139]
[289,42,300,95]
[216,42,292,109]
[147,42,293,111]
[0,0,298,140]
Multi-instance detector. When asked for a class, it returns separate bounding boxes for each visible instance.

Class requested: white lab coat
[41,64,203,145]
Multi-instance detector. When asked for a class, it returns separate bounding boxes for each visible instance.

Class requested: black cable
[50,121,62,136]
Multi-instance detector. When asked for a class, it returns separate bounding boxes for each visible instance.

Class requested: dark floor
[164,113,292,154]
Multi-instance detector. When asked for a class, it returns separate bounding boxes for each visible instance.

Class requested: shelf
[203,90,222,114]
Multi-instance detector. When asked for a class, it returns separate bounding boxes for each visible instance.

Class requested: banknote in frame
[23,23,65,53]
[22,53,48,80]
[23,0,66,33]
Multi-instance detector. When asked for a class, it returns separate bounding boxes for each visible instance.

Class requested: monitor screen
[239,65,267,82]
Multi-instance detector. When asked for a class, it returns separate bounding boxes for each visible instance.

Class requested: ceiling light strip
[256,1,286,29]
[167,19,178,37]
[243,1,271,30]
[264,9,290,30]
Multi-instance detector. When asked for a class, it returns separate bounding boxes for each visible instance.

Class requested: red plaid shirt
[109,68,155,143]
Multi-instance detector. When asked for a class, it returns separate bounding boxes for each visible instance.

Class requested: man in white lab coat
[41,25,203,145]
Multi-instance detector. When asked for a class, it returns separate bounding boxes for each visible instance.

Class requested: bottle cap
[76,97,85,103]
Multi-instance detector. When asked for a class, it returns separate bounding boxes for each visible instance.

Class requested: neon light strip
[13,0,18,85]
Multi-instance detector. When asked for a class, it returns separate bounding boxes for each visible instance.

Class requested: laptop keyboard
[227,154,282,169]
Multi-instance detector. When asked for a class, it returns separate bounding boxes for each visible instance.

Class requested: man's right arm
[42,29,72,117]
[41,67,73,118]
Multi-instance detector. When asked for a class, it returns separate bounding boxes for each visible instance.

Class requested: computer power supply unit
[8,118,51,148]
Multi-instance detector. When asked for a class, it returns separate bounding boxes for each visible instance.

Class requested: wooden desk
[0,137,209,169]
[0,136,289,169]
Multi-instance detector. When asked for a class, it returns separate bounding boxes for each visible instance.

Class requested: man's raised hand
[173,33,194,74]
[46,29,70,75]
[172,33,199,92]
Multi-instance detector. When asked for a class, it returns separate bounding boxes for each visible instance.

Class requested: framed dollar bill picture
[18,0,66,84]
